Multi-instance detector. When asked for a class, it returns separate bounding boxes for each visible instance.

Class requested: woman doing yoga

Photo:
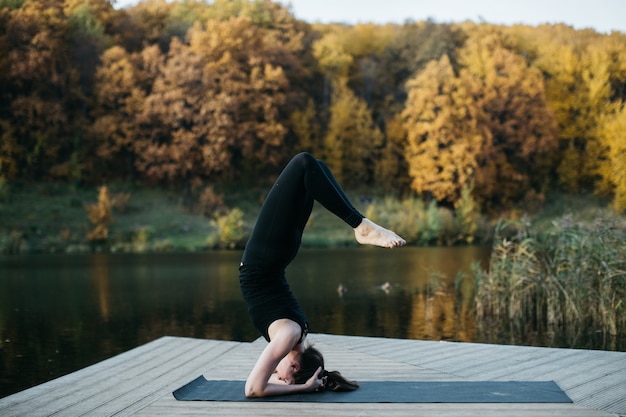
[239,152,405,398]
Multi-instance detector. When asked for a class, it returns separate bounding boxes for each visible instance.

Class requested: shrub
[85,186,112,241]
[209,208,247,249]
[196,186,228,218]
[454,185,479,244]
[365,195,485,246]
[419,200,442,245]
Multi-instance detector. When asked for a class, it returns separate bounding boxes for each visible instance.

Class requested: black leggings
[241,152,364,269]
[239,153,364,341]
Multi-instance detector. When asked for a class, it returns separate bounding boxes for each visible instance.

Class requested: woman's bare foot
[354,218,406,248]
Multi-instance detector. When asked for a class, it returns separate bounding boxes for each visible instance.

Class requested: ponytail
[293,345,359,392]
[320,369,359,392]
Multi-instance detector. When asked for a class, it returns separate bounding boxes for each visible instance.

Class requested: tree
[594,103,626,213]
[402,55,487,205]
[118,0,177,51]
[288,98,321,154]
[185,16,289,174]
[85,185,113,241]
[380,20,465,106]
[504,24,625,194]
[459,28,558,210]
[105,15,290,188]
[64,0,114,96]
[374,113,409,190]
[0,0,83,181]
[90,45,151,180]
[323,78,383,184]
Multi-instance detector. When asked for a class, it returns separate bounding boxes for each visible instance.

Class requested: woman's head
[293,345,359,392]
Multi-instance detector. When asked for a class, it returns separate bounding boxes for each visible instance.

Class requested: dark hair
[292,345,359,392]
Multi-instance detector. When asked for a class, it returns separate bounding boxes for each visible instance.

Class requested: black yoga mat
[173,376,572,403]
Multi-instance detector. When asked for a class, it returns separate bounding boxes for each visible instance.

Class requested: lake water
[0,246,620,398]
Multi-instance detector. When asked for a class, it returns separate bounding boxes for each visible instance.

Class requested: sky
[112,0,626,34]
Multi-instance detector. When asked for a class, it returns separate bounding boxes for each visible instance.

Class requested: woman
[239,152,405,398]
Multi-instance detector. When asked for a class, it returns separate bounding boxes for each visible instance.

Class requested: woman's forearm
[245,381,312,398]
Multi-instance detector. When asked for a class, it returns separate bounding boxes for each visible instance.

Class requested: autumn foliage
[1,0,625,213]
[85,185,113,241]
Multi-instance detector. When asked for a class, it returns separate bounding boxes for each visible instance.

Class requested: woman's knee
[291,152,319,171]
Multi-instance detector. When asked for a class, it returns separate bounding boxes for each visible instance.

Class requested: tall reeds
[473,215,626,346]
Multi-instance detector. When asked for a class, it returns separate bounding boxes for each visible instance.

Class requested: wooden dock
[1,334,624,416]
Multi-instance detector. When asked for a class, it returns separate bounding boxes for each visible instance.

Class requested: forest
[1,0,625,216]
[1,0,626,348]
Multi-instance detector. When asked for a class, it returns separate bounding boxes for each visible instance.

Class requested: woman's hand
[304,366,326,392]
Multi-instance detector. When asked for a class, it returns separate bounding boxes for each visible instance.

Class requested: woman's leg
[244,153,364,266]
[311,158,363,227]
[301,154,405,249]
[244,153,405,267]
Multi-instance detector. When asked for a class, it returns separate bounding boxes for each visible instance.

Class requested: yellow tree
[90,45,153,179]
[119,0,177,51]
[323,78,383,184]
[187,16,289,173]
[312,25,354,78]
[289,98,321,154]
[312,24,354,111]
[460,28,558,210]
[123,15,289,187]
[402,55,488,205]
[85,185,113,241]
[594,103,626,213]
[503,24,623,193]
[133,36,206,185]
[582,35,626,205]
[0,0,82,181]
[374,113,410,190]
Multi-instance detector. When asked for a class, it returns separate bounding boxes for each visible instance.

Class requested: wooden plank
[1,335,624,417]
[136,397,614,417]
[0,337,239,417]
[301,334,626,416]
[52,338,228,416]
[0,336,183,415]
[310,339,459,382]
[460,349,582,380]
[80,338,242,417]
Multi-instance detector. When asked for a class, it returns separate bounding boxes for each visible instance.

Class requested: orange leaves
[85,186,113,241]
[403,28,558,211]
[2,1,626,213]
[403,55,486,205]
[323,78,383,184]
[460,28,558,210]
[594,104,626,213]
[89,13,295,184]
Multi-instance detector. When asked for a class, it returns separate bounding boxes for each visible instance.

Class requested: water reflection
[288,247,487,342]
[2,246,620,398]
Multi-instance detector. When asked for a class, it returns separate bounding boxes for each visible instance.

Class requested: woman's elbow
[244,381,262,398]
